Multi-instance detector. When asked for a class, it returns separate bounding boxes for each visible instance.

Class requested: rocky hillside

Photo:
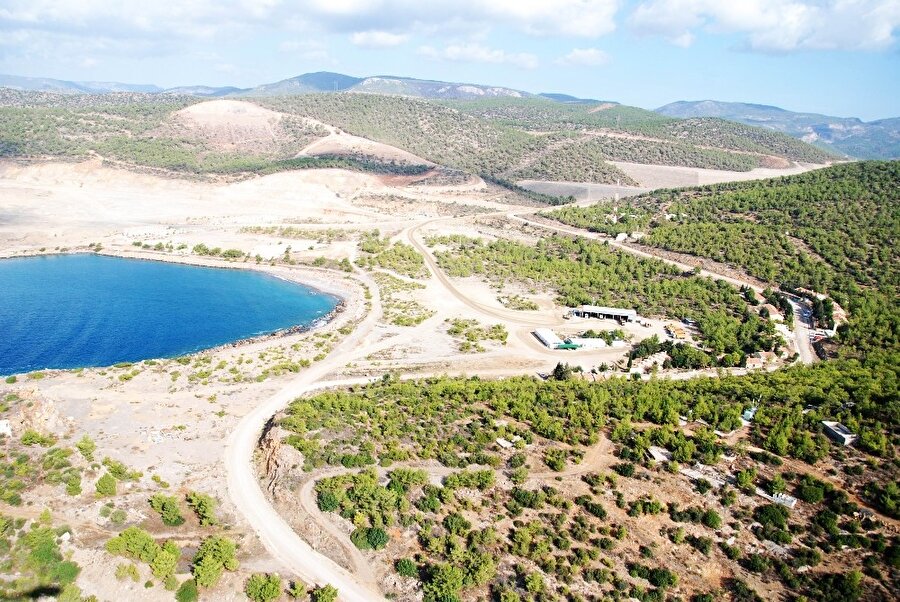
[657,100,900,160]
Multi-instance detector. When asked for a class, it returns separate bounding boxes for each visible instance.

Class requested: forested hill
[549,161,900,355]
[0,90,837,187]
[656,100,900,160]
[441,97,840,164]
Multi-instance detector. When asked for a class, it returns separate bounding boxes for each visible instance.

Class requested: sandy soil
[609,160,827,189]
[299,131,434,166]
[0,154,817,600]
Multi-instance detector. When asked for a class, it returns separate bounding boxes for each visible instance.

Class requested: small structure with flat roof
[666,324,687,339]
[822,421,857,446]
[566,337,607,349]
[533,328,565,349]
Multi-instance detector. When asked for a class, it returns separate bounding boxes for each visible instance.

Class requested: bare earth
[0,148,822,600]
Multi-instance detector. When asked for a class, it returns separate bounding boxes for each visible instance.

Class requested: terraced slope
[258,93,638,185]
[445,97,840,164]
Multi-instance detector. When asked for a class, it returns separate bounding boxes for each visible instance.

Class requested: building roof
[822,421,855,436]
[578,305,637,317]
[533,328,564,347]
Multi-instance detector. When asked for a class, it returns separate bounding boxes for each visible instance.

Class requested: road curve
[225,204,820,601]
[224,267,389,602]
[512,212,818,364]
[405,219,564,328]
[226,372,385,601]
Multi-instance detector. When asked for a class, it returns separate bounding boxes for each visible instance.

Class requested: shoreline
[0,247,365,377]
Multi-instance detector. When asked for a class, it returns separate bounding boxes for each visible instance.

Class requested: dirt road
[226,203,822,600]
[511,212,819,365]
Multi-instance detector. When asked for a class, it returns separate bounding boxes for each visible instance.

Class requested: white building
[533,328,564,349]
[0,420,12,437]
[566,337,607,349]
[822,421,857,446]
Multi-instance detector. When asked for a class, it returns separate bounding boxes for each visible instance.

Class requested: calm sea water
[0,254,339,375]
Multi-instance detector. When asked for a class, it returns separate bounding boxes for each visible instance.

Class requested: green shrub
[186,491,218,526]
[191,535,238,587]
[175,579,199,602]
[149,493,184,526]
[366,527,389,550]
[245,573,282,602]
[396,558,418,578]
[115,562,140,582]
[95,473,117,496]
[21,429,56,447]
[310,584,339,602]
[350,528,372,550]
[75,435,96,461]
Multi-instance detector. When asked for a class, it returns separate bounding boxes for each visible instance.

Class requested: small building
[746,352,766,370]
[533,328,564,349]
[760,303,784,322]
[742,406,758,422]
[666,324,687,339]
[496,438,514,450]
[822,421,857,446]
[566,337,607,349]
[771,493,798,510]
[0,419,11,438]
[571,305,637,322]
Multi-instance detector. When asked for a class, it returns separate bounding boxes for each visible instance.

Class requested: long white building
[571,305,637,322]
[533,328,564,349]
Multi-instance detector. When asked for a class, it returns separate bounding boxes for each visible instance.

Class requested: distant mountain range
[656,100,899,160]
[234,71,530,99]
[2,72,896,159]
[0,71,529,100]
[0,73,163,94]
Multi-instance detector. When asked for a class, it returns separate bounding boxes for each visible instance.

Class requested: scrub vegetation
[428,233,780,359]
[278,355,898,601]
[548,161,900,355]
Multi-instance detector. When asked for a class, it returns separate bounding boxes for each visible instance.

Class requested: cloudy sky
[1,0,897,119]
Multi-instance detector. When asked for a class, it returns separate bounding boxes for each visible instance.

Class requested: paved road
[785,296,817,364]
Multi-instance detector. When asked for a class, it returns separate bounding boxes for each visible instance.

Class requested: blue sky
[0,1,897,120]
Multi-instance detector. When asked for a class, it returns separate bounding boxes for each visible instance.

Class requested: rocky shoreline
[219,299,346,350]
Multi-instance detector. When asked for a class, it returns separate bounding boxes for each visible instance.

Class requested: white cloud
[0,1,621,41]
[278,39,331,61]
[629,0,900,52]
[557,47,611,67]
[350,30,408,48]
[478,0,619,37]
[418,43,539,69]
[0,1,618,69]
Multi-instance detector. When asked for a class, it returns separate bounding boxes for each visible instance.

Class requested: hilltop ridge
[657,100,900,160]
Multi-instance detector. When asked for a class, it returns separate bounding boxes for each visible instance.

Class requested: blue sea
[0,254,339,375]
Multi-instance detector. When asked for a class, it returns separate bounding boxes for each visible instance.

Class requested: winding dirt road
[225,200,821,601]
[509,212,819,365]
